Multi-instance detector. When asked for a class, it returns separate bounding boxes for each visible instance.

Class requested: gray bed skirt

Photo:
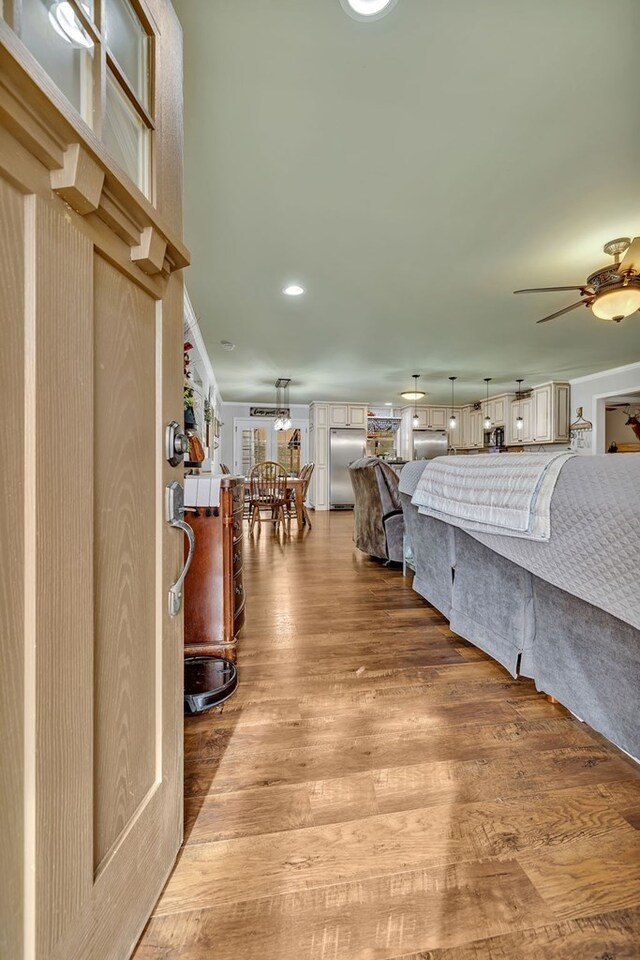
[401,495,640,759]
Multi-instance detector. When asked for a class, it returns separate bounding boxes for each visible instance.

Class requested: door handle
[165,480,195,617]
[166,420,190,467]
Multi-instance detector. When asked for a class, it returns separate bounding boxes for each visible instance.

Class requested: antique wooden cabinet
[183,476,245,662]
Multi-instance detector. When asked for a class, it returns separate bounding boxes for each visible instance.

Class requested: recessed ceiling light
[220,340,236,351]
[339,0,399,22]
[385,402,393,406]
[283,284,305,296]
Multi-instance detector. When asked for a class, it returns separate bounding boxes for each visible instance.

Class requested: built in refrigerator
[330,428,366,508]
[413,430,448,460]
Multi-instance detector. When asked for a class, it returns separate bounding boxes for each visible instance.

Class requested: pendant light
[282,379,292,430]
[448,377,457,429]
[411,374,421,428]
[274,378,292,431]
[515,379,524,431]
[483,378,492,430]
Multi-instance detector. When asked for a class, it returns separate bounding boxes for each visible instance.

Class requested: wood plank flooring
[135,512,640,959]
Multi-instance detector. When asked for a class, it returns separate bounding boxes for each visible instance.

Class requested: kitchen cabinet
[329,403,368,427]
[466,408,484,448]
[508,382,569,445]
[425,406,448,429]
[510,396,533,444]
[531,382,570,443]
[448,408,463,448]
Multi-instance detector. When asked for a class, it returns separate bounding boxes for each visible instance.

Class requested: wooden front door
[0,3,189,958]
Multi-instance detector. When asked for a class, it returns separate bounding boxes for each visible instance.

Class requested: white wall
[183,291,224,469]
[570,361,640,455]
[220,402,310,471]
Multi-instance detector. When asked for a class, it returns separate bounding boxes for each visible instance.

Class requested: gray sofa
[349,457,404,563]
[399,458,640,759]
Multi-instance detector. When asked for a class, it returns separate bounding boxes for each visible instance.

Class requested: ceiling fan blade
[514,285,590,294]
[617,237,640,276]
[536,300,589,324]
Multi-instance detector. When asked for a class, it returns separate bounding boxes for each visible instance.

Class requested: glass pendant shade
[273,417,283,432]
[448,376,457,431]
[483,377,492,430]
[516,417,524,430]
[591,285,640,321]
[412,414,420,428]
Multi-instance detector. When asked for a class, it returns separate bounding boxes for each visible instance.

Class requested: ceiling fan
[514,237,640,324]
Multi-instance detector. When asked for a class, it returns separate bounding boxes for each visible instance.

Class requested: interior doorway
[233,418,309,475]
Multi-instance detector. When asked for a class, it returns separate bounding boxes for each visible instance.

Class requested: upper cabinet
[329,404,368,428]
[509,382,569,445]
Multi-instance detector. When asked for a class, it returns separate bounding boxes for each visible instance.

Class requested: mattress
[400,454,640,632]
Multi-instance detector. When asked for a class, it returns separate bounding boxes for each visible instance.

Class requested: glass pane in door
[104,0,148,106]
[22,0,94,123]
[240,426,267,476]
[276,428,301,475]
[104,71,149,192]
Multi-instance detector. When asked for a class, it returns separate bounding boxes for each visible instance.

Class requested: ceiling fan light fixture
[591,285,640,322]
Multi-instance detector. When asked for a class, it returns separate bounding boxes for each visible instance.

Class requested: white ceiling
[173,0,640,405]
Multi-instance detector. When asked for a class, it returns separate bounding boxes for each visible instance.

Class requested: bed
[399,455,640,759]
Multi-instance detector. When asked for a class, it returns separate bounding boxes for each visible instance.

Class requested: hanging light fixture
[448,377,458,429]
[409,374,420,428]
[515,379,524,431]
[401,373,425,401]
[273,378,292,431]
[483,378,492,430]
[282,379,292,430]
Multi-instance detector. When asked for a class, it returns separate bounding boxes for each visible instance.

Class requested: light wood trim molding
[0,22,190,274]
[50,142,105,214]
[131,225,167,275]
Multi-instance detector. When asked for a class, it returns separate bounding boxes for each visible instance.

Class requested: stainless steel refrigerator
[413,430,448,460]
[330,428,366,508]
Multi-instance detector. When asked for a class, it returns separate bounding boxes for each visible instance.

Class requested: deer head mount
[623,405,640,442]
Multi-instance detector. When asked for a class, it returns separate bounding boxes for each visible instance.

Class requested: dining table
[242,475,308,527]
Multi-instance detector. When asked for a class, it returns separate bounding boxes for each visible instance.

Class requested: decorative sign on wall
[250,407,290,418]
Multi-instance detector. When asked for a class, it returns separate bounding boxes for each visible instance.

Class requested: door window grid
[5,0,153,197]
[235,420,307,477]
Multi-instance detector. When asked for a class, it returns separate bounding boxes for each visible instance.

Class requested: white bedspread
[410,452,574,541]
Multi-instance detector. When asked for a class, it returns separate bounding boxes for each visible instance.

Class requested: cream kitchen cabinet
[531,382,570,443]
[448,408,463,448]
[425,406,448,429]
[508,383,569,445]
[465,408,484,448]
[509,396,534,444]
[329,403,368,428]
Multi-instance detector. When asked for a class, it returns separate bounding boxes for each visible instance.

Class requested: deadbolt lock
[166,420,190,466]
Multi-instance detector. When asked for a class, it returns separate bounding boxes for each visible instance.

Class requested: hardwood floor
[135,512,640,959]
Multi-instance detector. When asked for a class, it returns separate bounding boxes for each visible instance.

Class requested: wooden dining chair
[248,460,288,533]
[220,463,231,474]
[286,462,315,528]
